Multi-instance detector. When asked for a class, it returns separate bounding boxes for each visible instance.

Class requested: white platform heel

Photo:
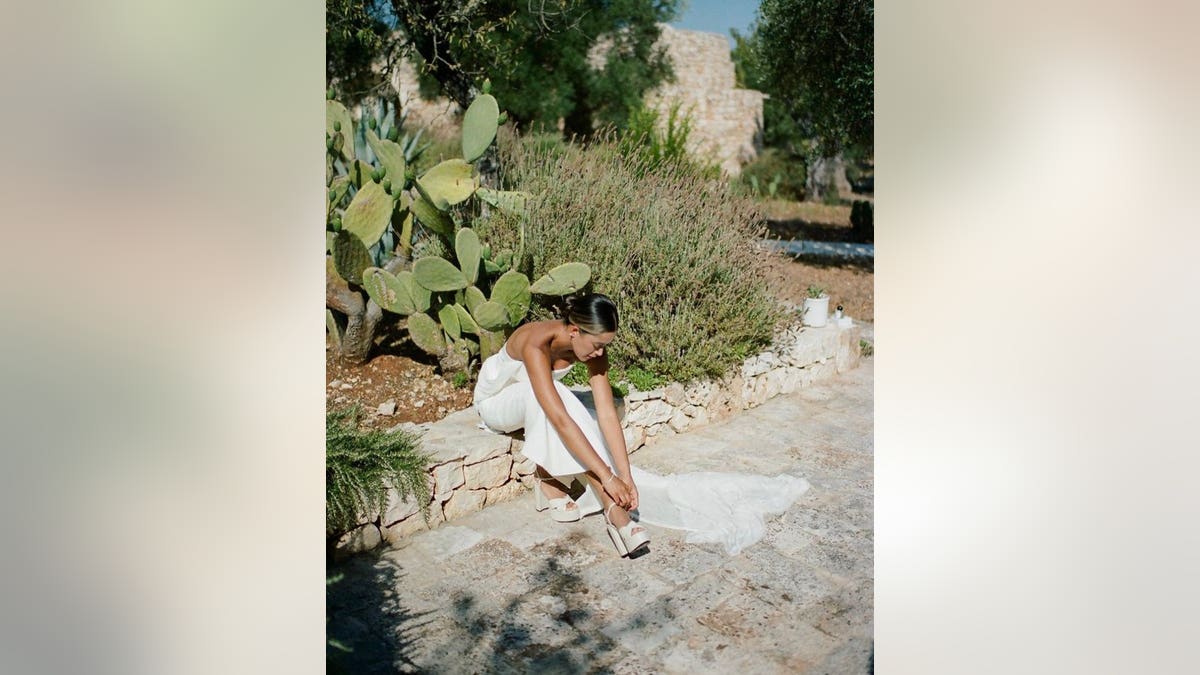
[534,476,582,523]
[604,503,650,557]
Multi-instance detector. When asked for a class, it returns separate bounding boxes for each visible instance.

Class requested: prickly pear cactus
[461,94,499,163]
[529,262,591,296]
[332,230,373,286]
[342,181,392,247]
[490,271,532,324]
[407,312,445,355]
[412,257,468,292]
[455,228,482,286]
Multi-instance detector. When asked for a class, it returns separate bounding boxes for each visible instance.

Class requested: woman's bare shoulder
[507,320,558,359]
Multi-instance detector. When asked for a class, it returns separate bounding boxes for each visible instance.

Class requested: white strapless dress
[473,345,809,555]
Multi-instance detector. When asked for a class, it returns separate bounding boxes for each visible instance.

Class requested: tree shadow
[327,550,435,674]
[776,249,874,273]
[459,535,626,673]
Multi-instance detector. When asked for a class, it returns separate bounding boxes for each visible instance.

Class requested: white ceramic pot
[802,296,829,327]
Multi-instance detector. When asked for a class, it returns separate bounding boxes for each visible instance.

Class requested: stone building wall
[639,25,764,176]
[386,25,764,174]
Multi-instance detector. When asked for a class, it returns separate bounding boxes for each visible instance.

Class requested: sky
[670,0,761,47]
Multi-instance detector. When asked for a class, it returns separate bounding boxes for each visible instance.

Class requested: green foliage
[731,27,809,157]
[622,366,664,392]
[756,0,874,155]
[859,339,873,358]
[485,132,786,384]
[393,0,680,136]
[806,285,827,299]
[326,406,432,537]
[617,102,717,178]
[326,0,399,105]
[738,149,807,201]
[451,371,470,389]
[850,200,873,242]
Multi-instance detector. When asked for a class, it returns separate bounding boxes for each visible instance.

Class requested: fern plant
[326,406,433,537]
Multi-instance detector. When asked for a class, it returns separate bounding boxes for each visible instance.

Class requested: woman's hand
[627,480,639,512]
[602,473,635,510]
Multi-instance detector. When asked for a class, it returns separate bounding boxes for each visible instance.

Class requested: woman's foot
[604,503,649,557]
[603,503,643,535]
[534,473,581,522]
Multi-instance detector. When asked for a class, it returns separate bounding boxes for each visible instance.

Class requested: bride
[473,293,808,557]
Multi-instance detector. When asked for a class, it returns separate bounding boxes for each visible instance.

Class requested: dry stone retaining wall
[334,321,863,556]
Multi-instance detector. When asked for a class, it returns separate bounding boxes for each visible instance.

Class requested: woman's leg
[581,472,645,535]
[535,465,578,514]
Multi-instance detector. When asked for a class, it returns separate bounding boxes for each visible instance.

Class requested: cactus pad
[365,129,406,188]
[475,188,529,216]
[478,328,506,361]
[341,180,393,247]
[455,228,482,285]
[452,303,479,336]
[464,286,487,314]
[530,262,591,295]
[362,267,417,315]
[438,305,461,341]
[407,312,445,355]
[326,100,355,161]
[332,230,373,286]
[412,257,469,292]
[472,301,510,331]
[491,271,532,323]
[416,159,478,208]
[328,175,351,207]
[410,196,454,239]
[462,94,499,163]
[396,270,431,312]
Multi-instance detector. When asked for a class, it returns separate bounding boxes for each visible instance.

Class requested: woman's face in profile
[572,329,616,362]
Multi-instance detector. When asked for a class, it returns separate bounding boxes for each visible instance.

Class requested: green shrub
[617,102,719,179]
[326,406,432,537]
[738,149,806,201]
[484,134,787,384]
[850,200,873,242]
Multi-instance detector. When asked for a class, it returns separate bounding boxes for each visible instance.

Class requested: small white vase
[802,296,829,327]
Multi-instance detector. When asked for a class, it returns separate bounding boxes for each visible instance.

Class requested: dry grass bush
[481,130,787,383]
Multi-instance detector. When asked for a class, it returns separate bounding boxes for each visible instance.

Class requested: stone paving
[328,357,873,674]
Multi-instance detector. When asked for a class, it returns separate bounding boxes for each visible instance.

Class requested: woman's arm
[521,340,634,506]
[587,354,638,509]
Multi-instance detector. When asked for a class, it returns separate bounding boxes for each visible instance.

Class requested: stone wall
[385,25,763,174]
[638,25,764,176]
[334,320,863,556]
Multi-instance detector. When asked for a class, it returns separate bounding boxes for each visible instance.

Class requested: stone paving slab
[328,359,873,673]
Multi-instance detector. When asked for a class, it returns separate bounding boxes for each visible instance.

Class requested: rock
[329,379,343,389]
[668,409,691,433]
[465,455,512,489]
[339,382,353,390]
[625,388,664,402]
[511,452,537,478]
[662,382,686,407]
[420,407,511,464]
[685,381,715,407]
[836,325,863,373]
[433,461,465,497]
[623,425,647,453]
[484,480,526,507]
[377,399,397,416]
[625,399,674,428]
[381,508,444,544]
[413,400,425,408]
[335,523,381,556]
[382,489,421,526]
[442,488,487,521]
